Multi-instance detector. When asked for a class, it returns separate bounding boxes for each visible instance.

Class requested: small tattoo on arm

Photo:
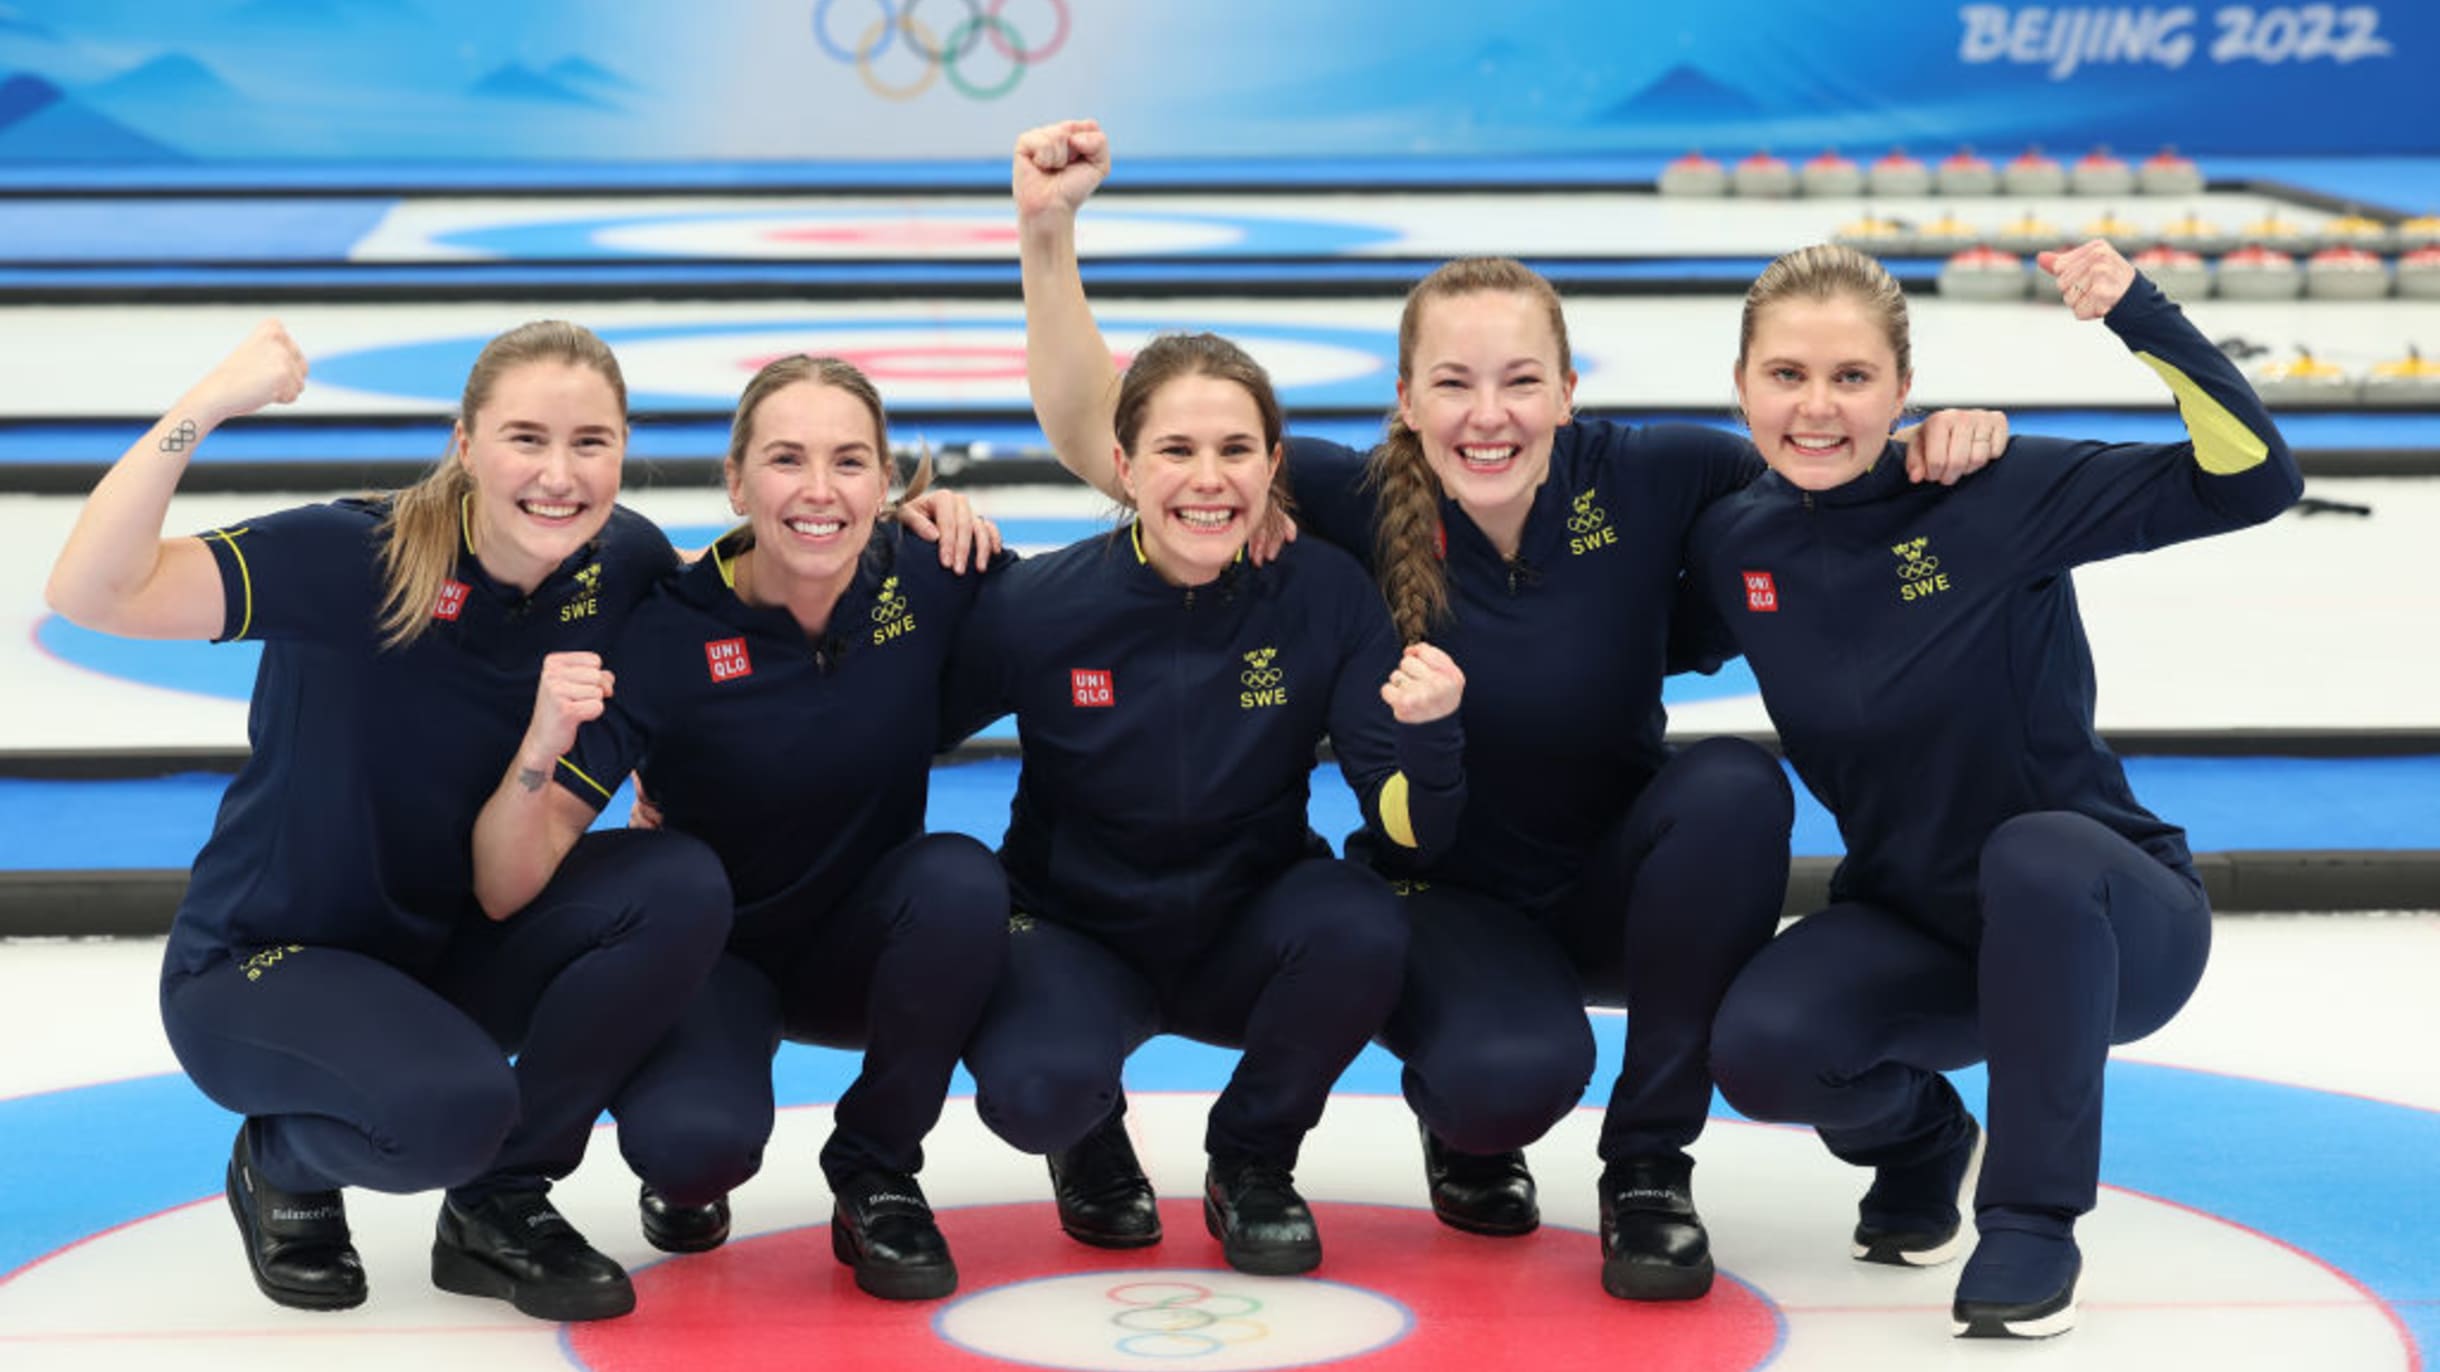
[517,766,546,793]
[160,419,199,453]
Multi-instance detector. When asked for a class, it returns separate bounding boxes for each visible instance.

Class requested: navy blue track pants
[1711,810,2211,1222]
[966,856,1407,1168]
[1385,736,1792,1164]
[613,831,1008,1201]
[159,829,731,1199]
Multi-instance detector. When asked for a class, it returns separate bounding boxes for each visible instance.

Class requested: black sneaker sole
[1953,1293,2080,1339]
[1429,1202,1541,1238]
[1202,1197,1321,1276]
[1601,1253,1716,1302]
[1059,1215,1165,1249]
[431,1242,636,1322]
[830,1218,957,1300]
[225,1158,365,1312]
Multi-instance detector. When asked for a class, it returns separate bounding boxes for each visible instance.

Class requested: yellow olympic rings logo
[1241,668,1284,690]
[811,0,1071,102]
[1896,556,1942,579]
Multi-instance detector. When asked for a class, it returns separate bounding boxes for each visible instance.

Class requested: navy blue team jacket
[942,524,1466,946]
[170,498,677,977]
[557,524,993,944]
[1286,422,1761,912]
[1685,275,2302,942]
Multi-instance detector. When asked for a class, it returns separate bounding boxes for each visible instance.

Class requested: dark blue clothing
[944,524,1452,1163]
[1713,813,2210,1219]
[162,809,730,1198]
[1283,423,1786,1163]
[1385,737,1791,1165]
[1287,422,1760,912]
[158,497,730,1201]
[561,524,997,940]
[942,525,1465,949]
[559,523,1012,1187]
[1700,276,2298,1225]
[967,858,1407,1166]
[171,498,679,979]
[612,832,1008,1196]
[1685,275,2302,943]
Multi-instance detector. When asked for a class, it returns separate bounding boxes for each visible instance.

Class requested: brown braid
[1365,258,1574,644]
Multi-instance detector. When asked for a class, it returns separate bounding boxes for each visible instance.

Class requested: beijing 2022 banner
[0,1,2428,162]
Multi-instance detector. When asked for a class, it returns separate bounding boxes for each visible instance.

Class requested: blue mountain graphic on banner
[545,55,640,94]
[1597,63,1762,122]
[87,53,243,103]
[469,61,620,110]
[229,0,421,29]
[0,72,182,160]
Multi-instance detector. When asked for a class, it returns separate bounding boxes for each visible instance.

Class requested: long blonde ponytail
[374,321,626,648]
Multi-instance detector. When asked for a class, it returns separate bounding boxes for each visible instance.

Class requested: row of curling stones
[1939,243,2440,302]
[1842,210,2440,259]
[1662,146,2202,197]
[2251,346,2440,407]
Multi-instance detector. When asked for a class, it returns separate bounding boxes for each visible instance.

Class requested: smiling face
[1395,288,1577,528]
[1115,372,1281,587]
[725,379,888,596]
[1734,293,1913,491]
[454,360,624,592]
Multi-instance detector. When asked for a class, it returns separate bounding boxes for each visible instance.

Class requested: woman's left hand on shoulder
[2038,238,2137,321]
[897,488,1004,573]
[1895,408,2012,485]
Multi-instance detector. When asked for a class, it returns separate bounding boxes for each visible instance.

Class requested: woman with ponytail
[46,320,737,1324]
[1012,119,2011,1303]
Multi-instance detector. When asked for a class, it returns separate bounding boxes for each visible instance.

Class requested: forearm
[1363,712,1467,861]
[2109,279,2302,520]
[471,747,587,920]
[1018,207,1123,498]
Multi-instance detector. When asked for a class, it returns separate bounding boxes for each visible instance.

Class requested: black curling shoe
[639,1183,731,1254]
[1598,1154,1715,1301]
[432,1190,635,1322]
[1952,1227,2081,1339]
[830,1172,957,1300]
[1049,1107,1162,1248]
[1854,1114,1984,1267]
[1419,1122,1539,1236]
[1203,1157,1321,1276]
[225,1126,365,1311]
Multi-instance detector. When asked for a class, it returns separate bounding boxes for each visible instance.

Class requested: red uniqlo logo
[432,580,470,621]
[1743,570,1779,612]
[705,637,754,682]
[1071,669,1114,708]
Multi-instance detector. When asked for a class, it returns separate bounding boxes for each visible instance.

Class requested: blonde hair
[1110,332,1294,519]
[1366,258,1572,643]
[1737,244,1912,381]
[724,355,934,553]
[376,320,626,649]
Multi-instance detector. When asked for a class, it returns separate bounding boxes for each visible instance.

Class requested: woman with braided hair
[1012,118,2012,1301]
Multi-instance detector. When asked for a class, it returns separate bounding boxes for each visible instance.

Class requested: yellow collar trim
[458,490,477,555]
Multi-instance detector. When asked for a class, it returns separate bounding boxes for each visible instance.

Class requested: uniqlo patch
[705,636,754,682]
[432,579,470,621]
[1071,669,1115,708]
[1743,570,1779,613]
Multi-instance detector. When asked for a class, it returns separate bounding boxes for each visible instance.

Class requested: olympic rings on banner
[809,0,1070,101]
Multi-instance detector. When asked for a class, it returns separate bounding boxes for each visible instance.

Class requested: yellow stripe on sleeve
[555,755,614,802]
[2135,351,2271,475]
[205,527,255,641]
[1379,771,1417,849]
